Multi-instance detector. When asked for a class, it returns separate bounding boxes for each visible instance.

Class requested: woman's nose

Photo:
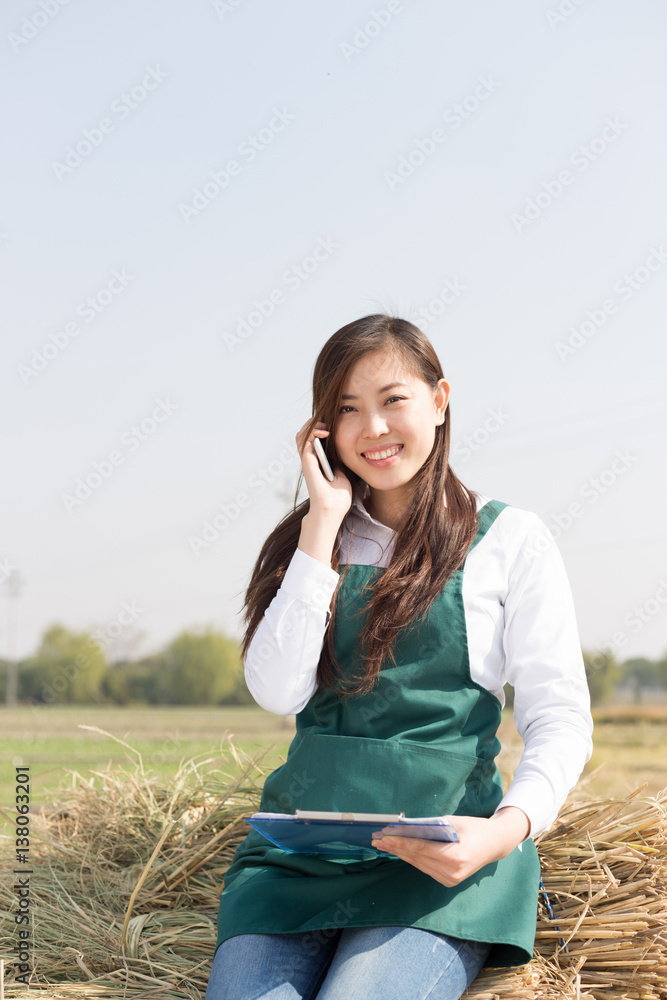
[361,413,390,437]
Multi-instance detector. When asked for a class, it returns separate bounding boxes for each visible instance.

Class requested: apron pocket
[260,732,491,817]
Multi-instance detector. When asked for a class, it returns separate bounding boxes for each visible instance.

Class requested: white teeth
[364,445,401,460]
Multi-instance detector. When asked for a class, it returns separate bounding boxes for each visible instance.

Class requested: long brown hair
[239,314,478,698]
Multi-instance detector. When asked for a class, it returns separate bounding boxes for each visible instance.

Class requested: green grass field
[1,704,666,832]
[0,705,295,826]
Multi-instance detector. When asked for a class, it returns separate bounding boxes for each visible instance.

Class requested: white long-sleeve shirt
[244,485,594,839]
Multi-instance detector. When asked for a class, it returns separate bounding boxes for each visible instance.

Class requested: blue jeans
[204,926,491,1000]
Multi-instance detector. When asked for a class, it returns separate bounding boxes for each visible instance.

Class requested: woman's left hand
[371,807,531,887]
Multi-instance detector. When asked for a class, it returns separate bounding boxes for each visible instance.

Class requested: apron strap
[466,499,509,557]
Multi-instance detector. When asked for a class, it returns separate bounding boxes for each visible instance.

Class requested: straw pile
[1,728,665,1000]
[529,789,667,1000]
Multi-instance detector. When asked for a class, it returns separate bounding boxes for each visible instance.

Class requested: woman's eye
[339,397,405,414]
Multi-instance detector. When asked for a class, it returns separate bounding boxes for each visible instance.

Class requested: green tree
[655,650,667,691]
[151,627,242,705]
[101,662,132,705]
[583,648,621,706]
[20,623,107,704]
[224,669,256,706]
[127,653,164,703]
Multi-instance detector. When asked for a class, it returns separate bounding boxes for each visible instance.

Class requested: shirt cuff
[281,546,340,611]
[494,780,560,840]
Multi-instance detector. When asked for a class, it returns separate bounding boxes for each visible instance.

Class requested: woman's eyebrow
[341,382,410,400]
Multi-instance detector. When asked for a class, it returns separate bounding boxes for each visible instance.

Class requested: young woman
[205,314,593,1000]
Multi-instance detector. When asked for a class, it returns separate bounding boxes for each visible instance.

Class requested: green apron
[215,500,540,967]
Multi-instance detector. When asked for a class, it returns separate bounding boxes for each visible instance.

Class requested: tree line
[1,622,666,707]
[1,623,252,707]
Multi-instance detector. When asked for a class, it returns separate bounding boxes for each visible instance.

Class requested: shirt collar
[349,480,448,528]
[350,480,373,520]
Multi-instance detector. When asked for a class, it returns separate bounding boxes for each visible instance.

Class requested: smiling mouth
[361,444,404,461]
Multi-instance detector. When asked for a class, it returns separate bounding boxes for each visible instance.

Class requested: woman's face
[334,350,449,495]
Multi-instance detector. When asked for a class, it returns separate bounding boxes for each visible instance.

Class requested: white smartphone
[313,436,335,482]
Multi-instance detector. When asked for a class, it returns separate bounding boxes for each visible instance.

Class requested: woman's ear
[435,379,450,423]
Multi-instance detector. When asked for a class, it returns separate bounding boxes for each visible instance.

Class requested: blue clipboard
[244,810,458,857]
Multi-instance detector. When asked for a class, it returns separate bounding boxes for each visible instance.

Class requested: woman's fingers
[373,816,507,888]
[372,835,463,886]
[294,417,352,515]
[295,419,329,458]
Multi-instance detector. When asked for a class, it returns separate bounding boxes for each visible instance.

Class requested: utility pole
[6,570,21,707]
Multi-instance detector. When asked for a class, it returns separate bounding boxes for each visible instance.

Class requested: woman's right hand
[296,419,353,523]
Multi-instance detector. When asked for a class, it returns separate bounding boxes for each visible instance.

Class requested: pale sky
[2,0,667,666]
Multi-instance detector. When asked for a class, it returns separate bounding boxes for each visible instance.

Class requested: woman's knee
[204,931,340,1000]
[315,926,490,1000]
